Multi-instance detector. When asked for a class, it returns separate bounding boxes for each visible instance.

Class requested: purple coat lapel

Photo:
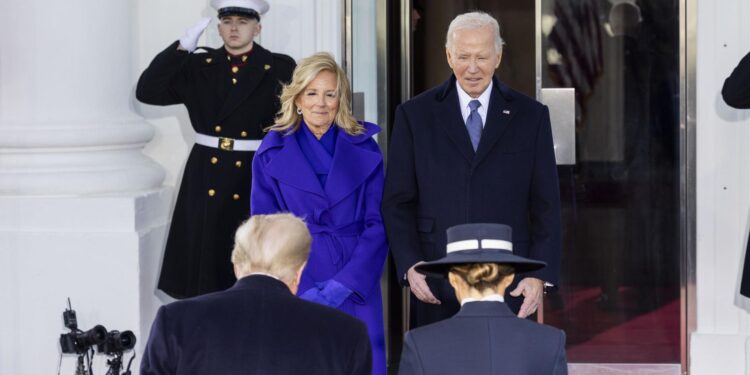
[263,130,327,198]
[325,123,382,206]
[259,122,382,206]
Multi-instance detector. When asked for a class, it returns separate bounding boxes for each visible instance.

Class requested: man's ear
[295,261,307,282]
[445,48,454,69]
[233,263,241,279]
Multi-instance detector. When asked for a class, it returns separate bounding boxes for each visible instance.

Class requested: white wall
[692,0,750,373]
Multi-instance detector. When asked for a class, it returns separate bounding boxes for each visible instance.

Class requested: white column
[692,0,750,374]
[0,0,164,195]
[0,1,170,374]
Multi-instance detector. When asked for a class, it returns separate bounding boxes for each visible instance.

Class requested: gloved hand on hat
[178,17,212,52]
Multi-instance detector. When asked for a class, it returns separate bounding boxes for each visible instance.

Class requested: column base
[0,119,165,195]
[0,188,173,374]
[690,333,749,374]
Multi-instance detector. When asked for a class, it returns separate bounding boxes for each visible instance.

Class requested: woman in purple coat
[251,52,387,374]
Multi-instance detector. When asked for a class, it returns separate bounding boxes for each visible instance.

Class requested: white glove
[178,17,212,52]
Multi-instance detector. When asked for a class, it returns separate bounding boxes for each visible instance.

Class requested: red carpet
[545,287,680,363]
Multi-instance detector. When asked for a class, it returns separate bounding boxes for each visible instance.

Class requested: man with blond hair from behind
[141,213,372,375]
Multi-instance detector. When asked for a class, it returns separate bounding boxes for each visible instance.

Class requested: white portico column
[0,1,164,194]
[0,1,170,374]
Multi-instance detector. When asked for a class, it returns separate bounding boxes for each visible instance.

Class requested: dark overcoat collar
[230,274,292,295]
[433,75,517,167]
[259,123,382,207]
[456,300,517,318]
[204,43,275,122]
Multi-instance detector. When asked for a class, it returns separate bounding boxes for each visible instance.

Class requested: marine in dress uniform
[136,0,295,299]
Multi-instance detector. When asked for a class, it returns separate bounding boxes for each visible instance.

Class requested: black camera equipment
[98,330,137,375]
[59,325,108,354]
[57,298,138,375]
[59,298,108,375]
[98,330,136,355]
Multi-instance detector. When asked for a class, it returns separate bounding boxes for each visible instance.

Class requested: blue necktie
[466,100,483,151]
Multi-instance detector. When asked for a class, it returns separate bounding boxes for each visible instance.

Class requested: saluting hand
[510,277,544,318]
[178,17,212,52]
[407,262,441,304]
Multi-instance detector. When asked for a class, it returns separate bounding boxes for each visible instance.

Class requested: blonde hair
[446,11,505,53]
[450,263,515,292]
[231,213,312,282]
[267,52,364,135]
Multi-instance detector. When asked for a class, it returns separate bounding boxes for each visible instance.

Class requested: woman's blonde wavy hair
[267,52,364,135]
[450,263,515,292]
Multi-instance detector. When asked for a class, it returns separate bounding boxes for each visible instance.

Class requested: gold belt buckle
[219,137,234,151]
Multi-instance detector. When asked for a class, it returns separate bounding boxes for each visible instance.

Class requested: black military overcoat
[136,41,295,298]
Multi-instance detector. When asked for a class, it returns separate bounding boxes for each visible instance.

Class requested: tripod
[105,353,123,375]
[75,355,87,375]
[105,352,135,375]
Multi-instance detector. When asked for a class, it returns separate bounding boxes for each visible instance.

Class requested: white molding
[0,0,164,196]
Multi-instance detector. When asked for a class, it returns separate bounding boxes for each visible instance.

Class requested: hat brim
[218,7,261,20]
[415,250,546,278]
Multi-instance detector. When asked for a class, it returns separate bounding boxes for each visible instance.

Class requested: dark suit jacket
[136,42,295,299]
[398,301,567,375]
[140,275,372,375]
[722,51,750,297]
[382,76,561,325]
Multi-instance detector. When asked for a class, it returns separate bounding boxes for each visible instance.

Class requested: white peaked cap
[210,0,270,15]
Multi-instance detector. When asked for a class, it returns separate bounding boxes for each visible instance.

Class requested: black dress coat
[136,41,295,298]
[721,51,750,297]
[141,275,372,375]
[398,301,567,375]
[381,76,561,327]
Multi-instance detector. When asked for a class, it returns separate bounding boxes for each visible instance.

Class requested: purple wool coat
[251,122,387,375]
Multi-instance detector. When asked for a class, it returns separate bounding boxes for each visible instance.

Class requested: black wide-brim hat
[415,223,546,278]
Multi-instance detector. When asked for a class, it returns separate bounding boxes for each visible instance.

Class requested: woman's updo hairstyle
[450,263,515,291]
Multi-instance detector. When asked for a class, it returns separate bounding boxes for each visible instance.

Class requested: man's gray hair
[231,213,312,282]
[445,11,505,53]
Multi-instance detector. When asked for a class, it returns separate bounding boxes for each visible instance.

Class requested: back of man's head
[231,213,311,284]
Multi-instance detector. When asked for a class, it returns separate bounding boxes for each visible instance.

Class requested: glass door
[538,0,682,372]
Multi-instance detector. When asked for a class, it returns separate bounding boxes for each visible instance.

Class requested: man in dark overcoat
[382,11,561,328]
[140,213,372,375]
[136,0,295,298]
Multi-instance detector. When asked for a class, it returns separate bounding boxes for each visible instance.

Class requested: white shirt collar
[456,80,493,127]
[460,293,505,306]
[248,272,281,281]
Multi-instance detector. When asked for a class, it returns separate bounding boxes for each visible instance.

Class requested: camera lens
[98,330,137,354]
[110,330,136,351]
[77,325,107,347]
